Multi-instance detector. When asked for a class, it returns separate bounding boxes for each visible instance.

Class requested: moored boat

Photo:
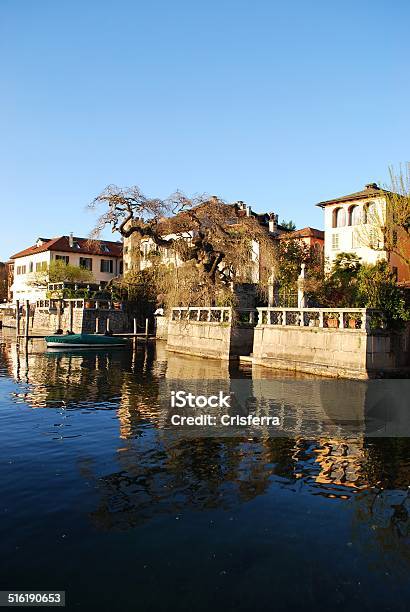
[44,333,128,348]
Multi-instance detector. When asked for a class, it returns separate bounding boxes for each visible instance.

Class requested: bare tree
[358,165,410,271]
[89,185,277,288]
[383,164,410,269]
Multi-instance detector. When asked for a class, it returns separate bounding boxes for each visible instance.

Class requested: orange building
[279,226,324,255]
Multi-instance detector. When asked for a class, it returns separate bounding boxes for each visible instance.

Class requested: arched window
[332,207,346,228]
[348,205,362,226]
[363,201,375,224]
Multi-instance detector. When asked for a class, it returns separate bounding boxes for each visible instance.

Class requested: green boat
[45,333,128,348]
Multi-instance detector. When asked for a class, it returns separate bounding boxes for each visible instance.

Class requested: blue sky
[1,0,409,260]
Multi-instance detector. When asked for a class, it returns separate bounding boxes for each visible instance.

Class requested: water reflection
[0,332,409,549]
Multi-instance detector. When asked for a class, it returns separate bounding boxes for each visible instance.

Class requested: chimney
[269,213,279,234]
[236,200,251,215]
[365,183,379,190]
[69,232,74,248]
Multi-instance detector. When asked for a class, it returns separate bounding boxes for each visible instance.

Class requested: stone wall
[79,309,130,334]
[167,319,254,360]
[252,324,410,379]
[1,306,131,334]
[155,316,169,340]
[0,313,16,329]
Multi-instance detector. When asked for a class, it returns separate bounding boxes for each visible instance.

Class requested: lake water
[1,330,410,611]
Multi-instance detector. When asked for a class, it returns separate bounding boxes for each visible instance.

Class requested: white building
[317,183,390,268]
[9,234,123,303]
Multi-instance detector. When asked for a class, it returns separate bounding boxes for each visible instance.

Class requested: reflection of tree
[84,433,405,532]
[361,438,410,490]
[352,438,410,536]
[86,436,298,531]
[351,485,410,572]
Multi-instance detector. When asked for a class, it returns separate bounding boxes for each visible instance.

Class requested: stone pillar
[297,263,307,308]
[268,271,279,307]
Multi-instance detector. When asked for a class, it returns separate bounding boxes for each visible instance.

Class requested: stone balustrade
[169,307,386,330]
[171,306,232,323]
[257,307,385,331]
[36,298,122,311]
[170,307,257,325]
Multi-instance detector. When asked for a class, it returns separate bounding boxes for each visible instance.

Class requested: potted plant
[326,312,339,328]
[307,313,320,327]
[346,312,361,329]
[111,291,123,310]
[63,287,76,299]
[77,288,94,309]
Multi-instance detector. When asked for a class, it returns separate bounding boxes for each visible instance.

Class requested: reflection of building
[312,438,366,493]
[9,235,123,303]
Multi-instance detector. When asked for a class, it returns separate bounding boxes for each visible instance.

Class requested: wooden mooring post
[145,317,149,341]
[56,299,62,331]
[69,301,74,332]
[15,300,20,341]
[25,300,30,339]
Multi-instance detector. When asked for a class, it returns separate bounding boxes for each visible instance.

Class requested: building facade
[317,182,410,284]
[9,235,123,303]
[279,226,324,257]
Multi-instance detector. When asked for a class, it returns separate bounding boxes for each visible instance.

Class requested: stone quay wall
[155,316,169,340]
[1,301,131,334]
[252,308,410,379]
[167,307,255,360]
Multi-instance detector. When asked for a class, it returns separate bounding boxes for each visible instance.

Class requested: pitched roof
[10,236,123,260]
[148,201,293,236]
[316,183,393,208]
[280,227,324,240]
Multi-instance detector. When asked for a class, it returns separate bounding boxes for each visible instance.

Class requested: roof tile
[10,236,123,260]
[316,184,393,207]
